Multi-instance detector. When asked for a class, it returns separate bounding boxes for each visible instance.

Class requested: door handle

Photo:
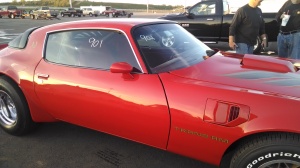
[37,74,49,79]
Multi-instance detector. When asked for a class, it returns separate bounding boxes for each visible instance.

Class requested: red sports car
[0,18,300,168]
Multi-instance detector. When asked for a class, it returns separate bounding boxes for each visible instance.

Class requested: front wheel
[0,76,36,136]
[10,13,15,19]
[229,133,300,168]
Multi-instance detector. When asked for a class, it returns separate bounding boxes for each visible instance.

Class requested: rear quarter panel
[0,28,57,122]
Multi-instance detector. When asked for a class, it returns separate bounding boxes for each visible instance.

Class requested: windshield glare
[133,23,211,73]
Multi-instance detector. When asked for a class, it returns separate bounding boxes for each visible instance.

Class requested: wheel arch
[220,131,300,167]
[0,73,57,123]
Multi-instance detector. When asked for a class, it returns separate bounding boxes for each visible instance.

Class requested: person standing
[276,0,300,59]
[229,0,267,54]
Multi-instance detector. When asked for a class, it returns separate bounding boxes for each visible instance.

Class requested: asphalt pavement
[0,13,218,168]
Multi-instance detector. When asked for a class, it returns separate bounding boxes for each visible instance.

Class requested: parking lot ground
[0,122,217,168]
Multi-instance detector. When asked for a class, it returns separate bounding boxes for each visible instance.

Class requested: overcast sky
[0,0,238,6]
[0,0,287,9]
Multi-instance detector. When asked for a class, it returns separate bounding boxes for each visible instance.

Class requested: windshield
[133,23,211,73]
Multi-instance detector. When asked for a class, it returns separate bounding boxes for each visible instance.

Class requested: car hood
[169,54,300,98]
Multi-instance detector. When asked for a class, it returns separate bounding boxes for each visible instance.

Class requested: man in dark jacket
[276,0,300,59]
[229,0,267,54]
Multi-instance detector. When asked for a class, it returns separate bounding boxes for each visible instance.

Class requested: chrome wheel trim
[0,91,17,127]
[258,159,300,168]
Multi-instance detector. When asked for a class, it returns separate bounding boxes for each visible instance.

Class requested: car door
[179,0,223,42]
[34,29,170,149]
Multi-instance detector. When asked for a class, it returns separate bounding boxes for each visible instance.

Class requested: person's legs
[236,43,253,54]
[248,45,254,54]
[277,33,289,58]
[290,32,300,59]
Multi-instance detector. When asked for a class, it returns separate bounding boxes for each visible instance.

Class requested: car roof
[39,18,176,32]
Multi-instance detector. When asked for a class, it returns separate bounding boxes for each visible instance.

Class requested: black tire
[253,37,262,54]
[229,133,300,168]
[10,13,15,19]
[0,76,37,136]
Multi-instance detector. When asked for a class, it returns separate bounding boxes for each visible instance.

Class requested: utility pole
[69,0,72,7]
[147,0,149,13]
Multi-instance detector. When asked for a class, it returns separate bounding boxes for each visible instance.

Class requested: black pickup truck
[60,8,83,17]
[159,0,281,54]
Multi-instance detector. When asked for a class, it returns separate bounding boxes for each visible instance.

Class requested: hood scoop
[241,54,296,73]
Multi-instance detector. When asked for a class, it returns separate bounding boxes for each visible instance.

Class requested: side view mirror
[187,13,195,19]
[110,62,133,74]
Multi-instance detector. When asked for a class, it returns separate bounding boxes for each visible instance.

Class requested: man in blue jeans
[229,0,267,54]
[276,0,300,59]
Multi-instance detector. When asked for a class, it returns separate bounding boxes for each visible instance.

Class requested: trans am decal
[175,126,229,143]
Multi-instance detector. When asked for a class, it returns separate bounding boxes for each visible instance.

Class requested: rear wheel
[228,133,300,168]
[10,13,15,19]
[0,76,37,136]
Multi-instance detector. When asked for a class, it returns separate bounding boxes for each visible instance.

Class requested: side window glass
[190,2,216,16]
[46,31,82,66]
[45,30,140,71]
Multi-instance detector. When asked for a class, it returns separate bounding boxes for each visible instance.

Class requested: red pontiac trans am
[0,18,300,168]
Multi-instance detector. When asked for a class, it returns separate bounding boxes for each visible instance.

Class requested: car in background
[0,19,300,168]
[102,8,132,17]
[0,5,24,19]
[82,7,100,17]
[30,6,59,19]
[60,7,82,17]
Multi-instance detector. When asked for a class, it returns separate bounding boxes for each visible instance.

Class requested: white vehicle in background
[81,8,100,17]
[80,6,111,16]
